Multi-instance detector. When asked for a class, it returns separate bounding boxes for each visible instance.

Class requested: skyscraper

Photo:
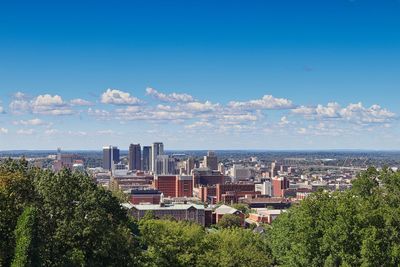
[128,144,141,171]
[103,146,120,170]
[142,146,152,171]
[204,151,218,171]
[185,157,195,175]
[151,142,164,172]
[155,155,176,175]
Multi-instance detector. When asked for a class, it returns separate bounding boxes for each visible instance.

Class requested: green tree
[0,159,141,267]
[0,159,36,266]
[11,206,39,267]
[269,168,400,267]
[198,228,272,267]
[217,214,242,229]
[231,203,250,215]
[139,219,205,266]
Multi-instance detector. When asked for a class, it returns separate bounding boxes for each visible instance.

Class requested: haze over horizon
[1,0,400,150]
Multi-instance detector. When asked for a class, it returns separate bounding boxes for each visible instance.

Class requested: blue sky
[0,0,399,150]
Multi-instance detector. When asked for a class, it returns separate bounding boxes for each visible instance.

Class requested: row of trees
[0,159,270,267]
[2,159,400,266]
[269,167,400,266]
[0,159,139,267]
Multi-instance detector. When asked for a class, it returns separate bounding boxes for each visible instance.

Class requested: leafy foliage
[0,159,140,267]
[269,167,400,266]
[139,219,205,266]
[11,206,39,267]
[198,228,272,267]
[217,214,242,229]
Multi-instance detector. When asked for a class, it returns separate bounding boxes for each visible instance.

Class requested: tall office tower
[218,163,225,174]
[155,155,176,175]
[142,146,152,171]
[271,161,277,178]
[151,142,164,172]
[128,144,141,171]
[204,151,218,171]
[185,157,195,175]
[103,146,120,170]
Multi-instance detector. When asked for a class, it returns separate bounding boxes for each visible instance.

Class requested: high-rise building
[151,142,164,172]
[218,163,225,174]
[155,155,176,175]
[128,144,141,171]
[142,146,152,171]
[185,157,195,175]
[103,146,120,170]
[204,151,218,171]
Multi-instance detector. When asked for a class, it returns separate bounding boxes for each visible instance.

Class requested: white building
[255,180,272,196]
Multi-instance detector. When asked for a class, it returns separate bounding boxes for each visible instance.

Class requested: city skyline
[1,1,400,150]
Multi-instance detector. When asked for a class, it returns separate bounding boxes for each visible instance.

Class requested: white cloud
[9,99,31,114]
[32,94,64,107]
[13,118,46,126]
[292,102,396,124]
[9,93,74,115]
[279,116,290,126]
[0,106,4,114]
[96,130,115,135]
[184,101,220,112]
[184,121,213,129]
[297,128,307,134]
[221,114,258,122]
[228,95,294,110]
[70,98,93,106]
[0,128,8,134]
[14,92,27,99]
[44,129,60,136]
[292,106,317,116]
[146,87,195,102]
[101,88,141,105]
[17,129,35,135]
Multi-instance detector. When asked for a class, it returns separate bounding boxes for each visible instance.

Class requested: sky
[0,0,400,150]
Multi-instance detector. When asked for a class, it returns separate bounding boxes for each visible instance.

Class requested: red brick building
[129,189,161,204]
[154,175,176,197]
[176,175,193,197]
[154,175,193,198]
[272,177,289,197]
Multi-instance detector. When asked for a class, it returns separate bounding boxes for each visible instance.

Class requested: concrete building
[128,144,141,171]
[103,146,120,171]
[231,164,251,181]
[204,151,218,171]
[155,155,176,175]
[185,157,195,175]
[142,146,152,171]
[151,142,164,172]
[255,180,272,196]
[192,168,225,188]
[218,163,225,174]
[53,148,82,172]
